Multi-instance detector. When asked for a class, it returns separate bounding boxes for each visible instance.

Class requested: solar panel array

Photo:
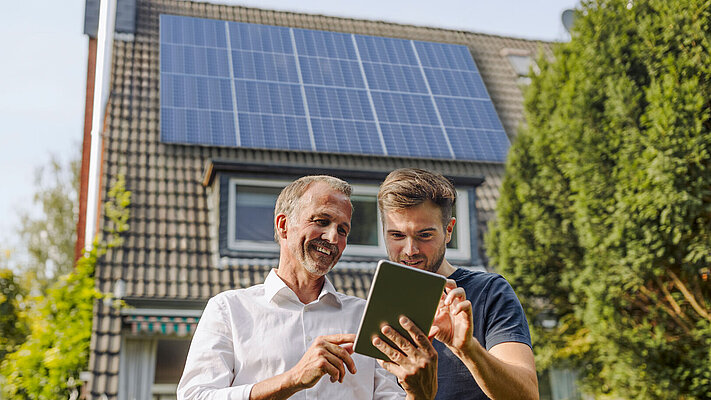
[159,15,510,162]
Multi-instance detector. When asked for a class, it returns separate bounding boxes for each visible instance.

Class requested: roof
[86,0,553,397]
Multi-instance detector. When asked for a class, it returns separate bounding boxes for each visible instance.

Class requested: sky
[0,0,579,257]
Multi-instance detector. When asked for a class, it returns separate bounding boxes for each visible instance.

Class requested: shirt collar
[264,269,342,308]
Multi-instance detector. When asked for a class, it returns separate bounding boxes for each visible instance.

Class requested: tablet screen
[353,260,446,360]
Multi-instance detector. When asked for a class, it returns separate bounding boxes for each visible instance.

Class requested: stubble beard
[389,239,447,274]
[426,243,446,273]
[295,239,339,276]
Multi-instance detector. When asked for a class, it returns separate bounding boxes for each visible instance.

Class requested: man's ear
[444,217,456,244]
[275,214,288,239]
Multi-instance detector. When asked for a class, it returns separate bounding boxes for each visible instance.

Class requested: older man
[375,168,538,400]
[178,175,434,400]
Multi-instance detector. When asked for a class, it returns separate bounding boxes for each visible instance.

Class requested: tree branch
[637,286,692,334]
[667,269,710,321]
[654,276,683,315]
[690,277,708,315]
[623,293,681,341]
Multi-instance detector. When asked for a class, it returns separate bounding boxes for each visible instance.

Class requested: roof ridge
[182,0,554,43]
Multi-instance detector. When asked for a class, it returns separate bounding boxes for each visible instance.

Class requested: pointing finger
[444,287,466,306]
[319,333,356,345]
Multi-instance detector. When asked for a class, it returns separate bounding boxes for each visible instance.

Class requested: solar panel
[159,14,510,162]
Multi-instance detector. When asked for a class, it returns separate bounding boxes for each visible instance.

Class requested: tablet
[353,260,446,360]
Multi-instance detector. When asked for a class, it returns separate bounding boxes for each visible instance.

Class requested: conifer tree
[487,1,711,398]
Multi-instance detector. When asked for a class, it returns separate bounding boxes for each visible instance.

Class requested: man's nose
[322,225,339,244]
[403,238,418,256]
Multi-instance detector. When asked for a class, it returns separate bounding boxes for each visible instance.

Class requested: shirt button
[306,336,313,342]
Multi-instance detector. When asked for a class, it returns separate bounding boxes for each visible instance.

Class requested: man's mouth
[315,246,331,255]
[309,240,337,258]
[400,259,424,267]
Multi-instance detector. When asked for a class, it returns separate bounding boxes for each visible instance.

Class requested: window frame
[341,184,386,258]
[444,189,471,261]
[226,178,289,253]
[225,177,472,261]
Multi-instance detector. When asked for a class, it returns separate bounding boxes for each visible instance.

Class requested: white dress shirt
[177,269,405,400]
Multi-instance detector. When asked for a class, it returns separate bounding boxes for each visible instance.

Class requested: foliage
[18,154,79,292]
[486,0,711,399]
[0,268,29,363]
[0,175,131,399]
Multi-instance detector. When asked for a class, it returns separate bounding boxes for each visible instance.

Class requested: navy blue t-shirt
[433,268,532,400]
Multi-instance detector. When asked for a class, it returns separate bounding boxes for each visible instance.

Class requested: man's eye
[338,227,349,236]
[420,233,433,239]
[390,233,405,239]
[315,219,329,226]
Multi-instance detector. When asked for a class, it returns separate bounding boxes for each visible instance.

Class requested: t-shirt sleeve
[482,275,532,350]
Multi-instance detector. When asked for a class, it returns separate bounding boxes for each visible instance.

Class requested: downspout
[84,0,117,252]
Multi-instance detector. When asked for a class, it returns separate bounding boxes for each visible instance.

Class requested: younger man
[375,168,538,400]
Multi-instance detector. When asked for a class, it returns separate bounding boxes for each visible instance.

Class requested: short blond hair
[378,168,456,227]
[274,175,352,241]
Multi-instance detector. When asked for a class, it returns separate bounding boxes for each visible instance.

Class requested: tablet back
[353,260,446,360]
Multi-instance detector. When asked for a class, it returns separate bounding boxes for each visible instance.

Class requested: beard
[293,238,340,276]
[424,243,446,273]
[389,239,447,273]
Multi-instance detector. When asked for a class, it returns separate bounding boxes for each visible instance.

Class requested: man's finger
[380,324,415,355]
[444,287,466,306]
[319,352,345,383]
[341,342,354,354]
[428,325,440,340]
[454,300,473,318]
[444,278,457,291]
[319,333,356,345]
[372,335,405,365]
[376,358,404,377]
[398,316,435,354]
[316,334,357,374]
[322,340,357,375]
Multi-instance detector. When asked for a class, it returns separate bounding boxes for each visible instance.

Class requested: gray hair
[274,175,352,241]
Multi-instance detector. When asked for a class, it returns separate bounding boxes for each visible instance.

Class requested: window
[233,183,283,243]
[225,178,472,261]
[153,339,190,400]
[507,54,534,77]
[501,48,539,86]
[118,337,190,400]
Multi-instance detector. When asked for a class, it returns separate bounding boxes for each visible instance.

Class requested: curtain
[550,367,581,400]
[118,338,157,400]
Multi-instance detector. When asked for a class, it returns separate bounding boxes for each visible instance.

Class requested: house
[78,0,553,398]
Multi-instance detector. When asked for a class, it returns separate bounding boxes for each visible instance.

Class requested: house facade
[79,0,553,399]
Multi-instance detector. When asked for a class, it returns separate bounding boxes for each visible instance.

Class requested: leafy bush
[1,175,131,399]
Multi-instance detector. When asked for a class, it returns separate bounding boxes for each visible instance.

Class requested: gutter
[84,0,117,252]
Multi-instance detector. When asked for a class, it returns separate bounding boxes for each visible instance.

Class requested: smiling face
[279,181,352,276]
[383,200,455,274]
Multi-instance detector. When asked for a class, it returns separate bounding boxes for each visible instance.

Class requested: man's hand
[372,316,437,400]
[249,334,357,400]
[288,334,357,388]
[429,280,475,355]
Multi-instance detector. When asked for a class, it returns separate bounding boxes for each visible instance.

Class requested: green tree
[18,154,79,292]
[486,0,711,399]
[1,175,131,399]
